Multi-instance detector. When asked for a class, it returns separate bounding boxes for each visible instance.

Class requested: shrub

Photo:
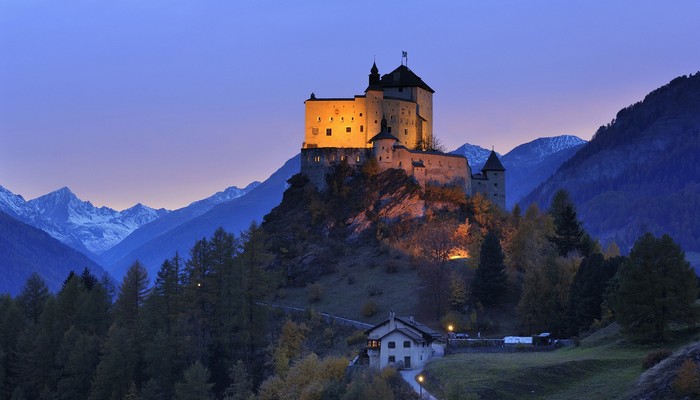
[307,282,323,303]
[672,358,700,396]
[385,260,399,274]
[346,330,366,346]
[367,285,383,297]
[362,301,378,317]
[642,349,672,370]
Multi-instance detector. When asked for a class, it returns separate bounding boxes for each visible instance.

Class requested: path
[399,342,443,400]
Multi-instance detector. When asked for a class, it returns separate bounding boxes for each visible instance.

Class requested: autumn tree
[615,233,698,342]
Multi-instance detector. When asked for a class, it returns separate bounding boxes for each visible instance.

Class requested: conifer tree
[222,360,254,400]
[615,233,698,342]
[567,254,622,334]
[548,189,586,256]
[17,273,49,325]
[471,231,508,306]
[174,361,213,400]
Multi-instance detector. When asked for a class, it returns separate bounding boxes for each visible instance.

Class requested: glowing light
[448,324,454,332]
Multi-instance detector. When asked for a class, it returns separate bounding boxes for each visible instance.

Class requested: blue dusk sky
[1,1,699,210]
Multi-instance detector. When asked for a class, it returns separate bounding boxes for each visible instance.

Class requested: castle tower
[365,62,384,145]
[369,117,398,167]
[479,150,506,209]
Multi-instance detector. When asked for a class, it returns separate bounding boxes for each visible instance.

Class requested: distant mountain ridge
[105,155,299,279]
[451,135,587,208]
[0,186,170,257]
[100,181,260,268]
[523,72,700,252]
[0,210,106,296]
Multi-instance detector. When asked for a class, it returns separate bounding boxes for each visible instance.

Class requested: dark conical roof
[482,150,505,171]
[368,116,399,143]
[380,64,434,93]
[371,62,378,74]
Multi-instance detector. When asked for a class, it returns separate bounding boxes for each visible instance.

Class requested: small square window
[359,113,363,116]
[403,341,411,348]
[388,356,395,363]
[387,127,392,133]
[388,341,395,349]
[346,127,351,133]
[326,128,332,136]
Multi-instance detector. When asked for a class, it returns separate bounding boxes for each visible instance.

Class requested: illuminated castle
[300,61,506,208]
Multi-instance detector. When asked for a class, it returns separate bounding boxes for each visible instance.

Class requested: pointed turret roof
[368,117,399,143]
[482,150,505,171]
[380,64,434,93]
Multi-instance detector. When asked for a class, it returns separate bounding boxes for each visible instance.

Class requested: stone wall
[300,147,371,191]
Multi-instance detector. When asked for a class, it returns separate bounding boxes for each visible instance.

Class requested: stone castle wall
[300,148,371,191]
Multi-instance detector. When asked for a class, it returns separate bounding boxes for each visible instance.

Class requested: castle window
[316,116,321,122]
[346,127,351,133]
[351,117,354,122]
[387,126,392,133]
[494,183,498,187]
[374,120,378,123]
[341,117,344,122]
[359,113,363,116]
[326,128,332,136]
[360,125,364,132]
[312,128,318,136]
[356,156,360,162]
[329,117,333,122]
[390,115,395,121]
[404,129,408,135]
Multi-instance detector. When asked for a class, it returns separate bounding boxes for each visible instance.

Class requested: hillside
[100,181,259,267]
[0,210,107,295]
[106,155,300,279]
[523,73,700,252]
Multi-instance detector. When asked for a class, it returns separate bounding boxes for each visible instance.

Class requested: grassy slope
[423,324,655,400]
[271,246,421,325]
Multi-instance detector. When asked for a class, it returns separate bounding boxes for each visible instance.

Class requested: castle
[300,61,506,209]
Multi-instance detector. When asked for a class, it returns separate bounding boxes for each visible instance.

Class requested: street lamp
[417,374,424,397]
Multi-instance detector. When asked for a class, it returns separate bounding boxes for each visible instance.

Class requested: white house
[365,312,442,370]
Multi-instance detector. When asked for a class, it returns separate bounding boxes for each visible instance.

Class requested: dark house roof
[380,65,434,93]
[482,150,505,171]
[369,131,399,143]
[365,315,442,342]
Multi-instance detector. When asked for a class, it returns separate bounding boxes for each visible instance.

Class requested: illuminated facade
[300,62,506,209]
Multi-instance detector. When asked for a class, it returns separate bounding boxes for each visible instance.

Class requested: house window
[388,356,395,363]
[326,128,332,136]
[388,341,396,349]
[360,125,364,132]
[367,340,380,349]
[346,127,351,133]
[403,341,411,348]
